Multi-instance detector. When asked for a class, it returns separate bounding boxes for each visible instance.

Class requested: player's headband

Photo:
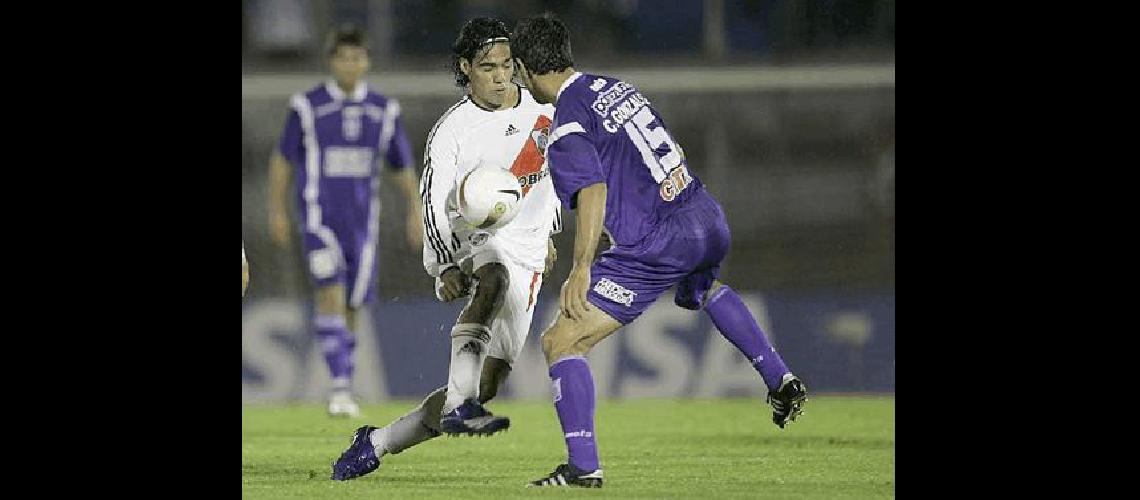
[481,36,509,46]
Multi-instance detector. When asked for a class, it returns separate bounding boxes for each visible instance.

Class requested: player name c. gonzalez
[601,92,651,134]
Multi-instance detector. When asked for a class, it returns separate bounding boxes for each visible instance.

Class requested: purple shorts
[587,191,731,324]
[302,215,378,309]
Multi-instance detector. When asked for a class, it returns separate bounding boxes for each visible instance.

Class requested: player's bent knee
[541,317,586,362]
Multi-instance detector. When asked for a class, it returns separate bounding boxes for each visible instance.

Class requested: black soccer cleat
[527,463,603,488]
[767,374,808,429]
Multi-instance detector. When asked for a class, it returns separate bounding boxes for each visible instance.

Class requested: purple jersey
[546,72,703,247]
[279,81,414,224]
[277,81,414,306]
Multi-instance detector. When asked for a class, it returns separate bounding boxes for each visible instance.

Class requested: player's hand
[270,211,291,247]
[438,267,471,302]
[544,239,557,278]
[560,264,592,321]
[406,212,423,250]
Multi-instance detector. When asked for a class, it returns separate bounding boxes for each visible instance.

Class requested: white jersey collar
[326,80,368,102]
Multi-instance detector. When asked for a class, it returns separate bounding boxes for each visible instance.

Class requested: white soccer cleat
[328,392,363,418]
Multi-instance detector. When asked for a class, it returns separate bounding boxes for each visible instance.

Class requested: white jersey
[421,86,562,277]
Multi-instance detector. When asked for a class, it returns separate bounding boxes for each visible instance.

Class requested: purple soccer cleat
[331,425,380,480]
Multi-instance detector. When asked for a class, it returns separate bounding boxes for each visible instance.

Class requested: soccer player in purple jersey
[267,26,423,418]
[511,14,809,488]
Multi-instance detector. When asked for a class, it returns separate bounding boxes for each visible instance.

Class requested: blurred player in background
[511,14,809,488]
[268,26,422,418]
[331,17,561,481]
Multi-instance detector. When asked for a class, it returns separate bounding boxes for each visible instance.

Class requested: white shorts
[456,235,545,365]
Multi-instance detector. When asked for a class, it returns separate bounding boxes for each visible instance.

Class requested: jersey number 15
[623,107,692,202]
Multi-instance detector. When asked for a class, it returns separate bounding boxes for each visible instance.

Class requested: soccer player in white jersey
[331,18,562,481]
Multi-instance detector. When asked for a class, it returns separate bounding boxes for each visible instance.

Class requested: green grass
[242,396,894,499]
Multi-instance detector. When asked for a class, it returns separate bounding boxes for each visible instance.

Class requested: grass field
[242,396,894,499]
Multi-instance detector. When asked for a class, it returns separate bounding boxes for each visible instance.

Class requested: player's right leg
[332,352,520,480]
[302,230,363,418]
[332,356,515,481]
[439,259,512,436]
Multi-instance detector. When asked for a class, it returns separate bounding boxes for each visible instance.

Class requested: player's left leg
[479,261,543,402]
[314,283,362,418]
[529,225,682,488]
[527,307,622,488]
[700,280,807,427]
[330,386,446,480]
[438,257,512,436]
[672,193,807,428]
[333,352,524,481]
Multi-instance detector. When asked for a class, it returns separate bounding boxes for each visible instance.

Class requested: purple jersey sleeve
[384,114,414,171]
[548,132,604,209]
[278,109,304,166]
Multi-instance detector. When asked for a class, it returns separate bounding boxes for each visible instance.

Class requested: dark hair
[326,25,368,56]
[451,17,511,88]
[510,13,574,76]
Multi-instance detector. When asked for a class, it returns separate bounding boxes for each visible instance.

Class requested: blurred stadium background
[241,0,894,404]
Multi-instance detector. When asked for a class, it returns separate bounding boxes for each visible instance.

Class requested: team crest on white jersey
[532,127,549,153]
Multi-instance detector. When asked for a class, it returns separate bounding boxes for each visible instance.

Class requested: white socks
[442,323,491,414]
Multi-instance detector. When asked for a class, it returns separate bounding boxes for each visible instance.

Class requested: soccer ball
[458,167,522,230]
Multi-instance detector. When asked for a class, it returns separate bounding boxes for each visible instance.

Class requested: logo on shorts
[593,278,636,307]
[552,378,562,403]
[469,231,489,246]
